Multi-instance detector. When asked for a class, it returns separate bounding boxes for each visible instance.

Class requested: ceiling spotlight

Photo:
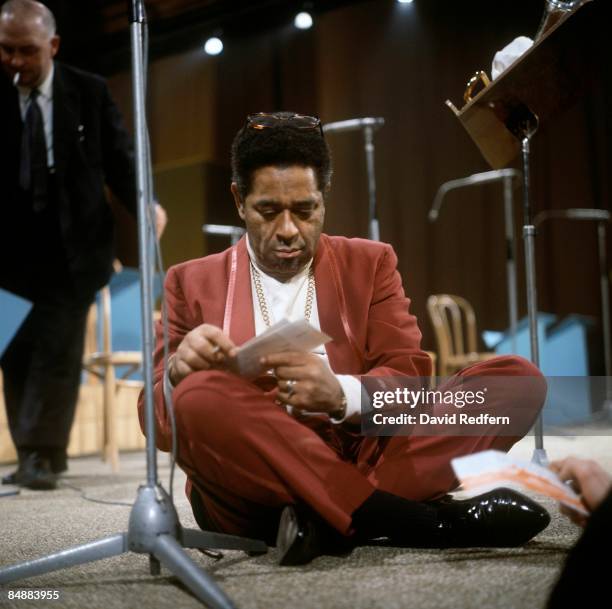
[397,0,414,4]
[204,36,223,56]
[294,11,313,30]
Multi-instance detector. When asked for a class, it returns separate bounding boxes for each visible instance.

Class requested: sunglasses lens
[248,114,277,129]
[247,113,321,131]
[288,115,320,129]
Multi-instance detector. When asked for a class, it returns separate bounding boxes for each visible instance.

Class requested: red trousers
[172,355,545,541]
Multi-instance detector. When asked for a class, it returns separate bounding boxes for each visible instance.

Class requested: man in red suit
[139,112,549,565]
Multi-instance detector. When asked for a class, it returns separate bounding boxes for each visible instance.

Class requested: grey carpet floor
[0,433,610,609]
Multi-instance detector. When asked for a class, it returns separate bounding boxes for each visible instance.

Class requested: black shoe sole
[2,467,58,490]
[22,476,57,491]
[276,505,355,566]
[276,505,309,566]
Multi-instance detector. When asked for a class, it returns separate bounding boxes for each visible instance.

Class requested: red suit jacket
[139,234,431,452]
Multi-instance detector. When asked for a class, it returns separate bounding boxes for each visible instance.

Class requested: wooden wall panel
[102,0,610,352]
[108,48,217,168]
[154,162,208,267]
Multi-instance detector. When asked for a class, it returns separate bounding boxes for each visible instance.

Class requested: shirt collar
[17,62,54,101]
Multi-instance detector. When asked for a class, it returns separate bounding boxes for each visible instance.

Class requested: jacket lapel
[226,237,256,346]
[315,235,364,374]
[52,63,80,174]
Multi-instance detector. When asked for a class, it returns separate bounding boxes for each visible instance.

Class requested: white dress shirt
[17,64,55,168]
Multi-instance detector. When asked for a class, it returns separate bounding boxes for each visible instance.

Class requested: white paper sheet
[231,318,331,378]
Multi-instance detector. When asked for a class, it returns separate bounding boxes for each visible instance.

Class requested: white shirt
[17,64,54,168]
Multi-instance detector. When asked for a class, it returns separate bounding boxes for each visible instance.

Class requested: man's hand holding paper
[170,318,332,389]
[262,350,344,417]
[549,457,612,526]
[169,323,238,385]
[231,318,330,378]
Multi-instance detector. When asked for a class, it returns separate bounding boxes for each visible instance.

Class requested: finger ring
[286,379,296,397]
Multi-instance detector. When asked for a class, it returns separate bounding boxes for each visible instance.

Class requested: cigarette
[13,72,20,86]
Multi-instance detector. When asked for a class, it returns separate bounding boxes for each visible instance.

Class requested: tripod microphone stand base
[0,484,267,609]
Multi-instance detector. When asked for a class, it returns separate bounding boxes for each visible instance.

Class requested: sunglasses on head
[246,112,324,137]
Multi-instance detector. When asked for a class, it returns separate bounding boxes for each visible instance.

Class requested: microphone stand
[515,114,548,466]
[323,117,385,241]
[534,208,612,418]
[0,2,266,605]
[429,169,521,353]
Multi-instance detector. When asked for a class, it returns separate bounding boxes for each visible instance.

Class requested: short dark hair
[231,112,332,199]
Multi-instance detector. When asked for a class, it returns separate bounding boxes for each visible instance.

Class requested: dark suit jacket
[0,61,136,298]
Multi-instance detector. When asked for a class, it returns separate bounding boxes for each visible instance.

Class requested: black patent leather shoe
[2,452,57,491]
[276,504,354,566]
[434,487,550,547]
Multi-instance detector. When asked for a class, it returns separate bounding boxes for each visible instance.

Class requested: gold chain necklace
[250,261,315,327]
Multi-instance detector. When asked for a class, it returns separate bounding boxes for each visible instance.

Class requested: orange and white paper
[451,450,589,516]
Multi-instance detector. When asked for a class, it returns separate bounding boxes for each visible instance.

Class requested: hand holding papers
[451,450,589,516]
[231,318,331,378]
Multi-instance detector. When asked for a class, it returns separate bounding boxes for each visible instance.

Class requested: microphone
[534,208,611,227]
[323,117,385,134]
[429,169,520,222]
[202,224,245,246]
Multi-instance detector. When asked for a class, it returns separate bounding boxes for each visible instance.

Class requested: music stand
[445,0,601,464]
[323,118,385,241]
[0,4,266,607]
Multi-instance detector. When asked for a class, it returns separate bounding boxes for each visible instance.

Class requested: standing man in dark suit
[0,0,141,489]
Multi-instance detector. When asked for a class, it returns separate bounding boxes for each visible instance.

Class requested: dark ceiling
[44,0,366,75]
